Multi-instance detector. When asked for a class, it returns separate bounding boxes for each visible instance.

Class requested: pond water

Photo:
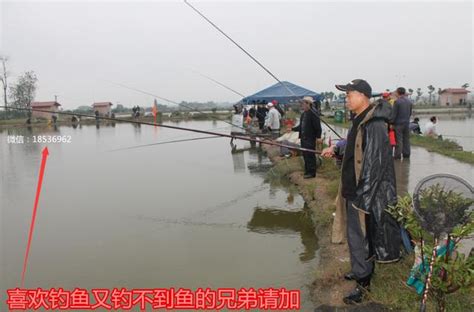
[0,120,318,310]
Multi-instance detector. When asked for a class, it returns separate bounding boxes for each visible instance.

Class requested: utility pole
[1,56,8,119]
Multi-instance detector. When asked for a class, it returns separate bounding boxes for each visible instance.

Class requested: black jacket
[292,109,322,141]
[256,107,267,121]
[351,100,400,262]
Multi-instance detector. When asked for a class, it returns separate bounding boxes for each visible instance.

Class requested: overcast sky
[1,0,472,109]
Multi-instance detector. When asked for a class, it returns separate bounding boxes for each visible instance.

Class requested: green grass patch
[318,157,340,181]
[312,204,335,230]
[326,179,339,200]
[370,255,473,311]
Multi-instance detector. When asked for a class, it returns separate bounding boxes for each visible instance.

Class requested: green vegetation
[386,190,474,311]
[370,254,473,311]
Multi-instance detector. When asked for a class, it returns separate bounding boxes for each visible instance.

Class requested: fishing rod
[184,0,343,140]
[3,107,322,154]
[108,124,232,151]
[106,81,250,132]
[108,135,221,152]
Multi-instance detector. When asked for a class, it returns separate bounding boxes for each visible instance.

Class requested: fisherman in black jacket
[292,96,322,179]
[256,102,268,130]
[322,79,400,304]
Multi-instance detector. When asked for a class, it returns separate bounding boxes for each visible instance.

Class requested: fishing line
[184,0,343,139]
[107,135,221,152]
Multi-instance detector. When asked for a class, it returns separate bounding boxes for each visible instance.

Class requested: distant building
[30,101,61,119]
[92,102,113,116]
[438,88,470,106]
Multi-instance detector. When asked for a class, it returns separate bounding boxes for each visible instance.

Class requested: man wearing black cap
[322,79,400,304]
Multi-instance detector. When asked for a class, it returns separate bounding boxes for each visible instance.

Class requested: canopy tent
[241,81,323,105]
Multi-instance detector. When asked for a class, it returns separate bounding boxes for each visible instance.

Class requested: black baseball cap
[335,79,372,98]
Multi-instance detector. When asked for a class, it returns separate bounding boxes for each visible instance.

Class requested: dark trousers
[394,124,411,158]
[346,199,374,280]
[301,138,316,176]
[258,119,265,130]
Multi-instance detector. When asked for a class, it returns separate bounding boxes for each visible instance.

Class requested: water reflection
[231,150,246,173]
[247,206,318,262]
[394,159,410,196]
[133,123,141,137]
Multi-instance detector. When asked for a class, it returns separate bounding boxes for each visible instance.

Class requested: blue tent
[241,81,323,104]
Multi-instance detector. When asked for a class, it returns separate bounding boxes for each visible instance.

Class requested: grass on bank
[370,254,473,311]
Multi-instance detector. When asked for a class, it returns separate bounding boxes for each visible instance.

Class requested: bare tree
[0,56,9,115]
[9,71,38,110]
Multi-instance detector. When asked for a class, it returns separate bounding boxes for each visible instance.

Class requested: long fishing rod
[184,0,343,140]
[107,81,250,132]
[108,135,221,152]
[108,123,232,151]
[4,107,321,154]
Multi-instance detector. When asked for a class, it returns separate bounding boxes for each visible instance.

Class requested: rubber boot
[343,276,370,304]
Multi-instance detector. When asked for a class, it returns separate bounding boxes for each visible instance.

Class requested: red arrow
[21,146,49,287]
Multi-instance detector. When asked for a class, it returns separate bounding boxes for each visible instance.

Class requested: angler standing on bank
[292,96,322,179]
[265,102,281,139]
[390,87,413,159]
[322,79,401,304]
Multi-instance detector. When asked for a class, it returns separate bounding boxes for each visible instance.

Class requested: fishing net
[412,174,473,312]
[413,174,473,238]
